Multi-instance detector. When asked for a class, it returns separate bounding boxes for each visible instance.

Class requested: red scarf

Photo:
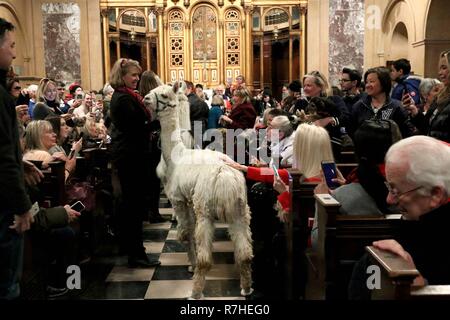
[115,86,152,122]
[346,163,386,183]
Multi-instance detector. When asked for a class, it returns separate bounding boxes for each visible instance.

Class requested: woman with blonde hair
[219,87,257,129]
[33,78,69,120]
[109,58,161,268]
[23,120,76,181]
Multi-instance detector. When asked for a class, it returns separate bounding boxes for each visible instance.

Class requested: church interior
[1,0,450,304]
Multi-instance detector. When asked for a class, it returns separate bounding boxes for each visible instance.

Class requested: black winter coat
[0,69,32,216]
[109,91,152,161]
[349,95,417,138]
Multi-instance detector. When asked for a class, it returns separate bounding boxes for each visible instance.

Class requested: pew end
[366,246,450,300]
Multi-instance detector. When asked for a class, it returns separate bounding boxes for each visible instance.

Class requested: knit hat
[288,80,302,93]
[69,83,82,95]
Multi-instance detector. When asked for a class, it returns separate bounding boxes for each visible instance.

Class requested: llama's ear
[173,81,179,93]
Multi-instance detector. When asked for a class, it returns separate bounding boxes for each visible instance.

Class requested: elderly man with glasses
[349,136,450,299]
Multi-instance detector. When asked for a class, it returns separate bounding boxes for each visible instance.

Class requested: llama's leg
[228,204,254,296]
[173,201,196,271]
[186,205,197,273]
[190,202,214,300]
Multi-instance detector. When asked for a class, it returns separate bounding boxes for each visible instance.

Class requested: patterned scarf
[115,86,152,122]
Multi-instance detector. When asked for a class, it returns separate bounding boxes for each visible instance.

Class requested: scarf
[115,86,152,122]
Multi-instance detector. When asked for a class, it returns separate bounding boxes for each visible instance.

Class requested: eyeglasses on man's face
[339,79,352,83]
[13,86,21,90]
[384,181,424,200]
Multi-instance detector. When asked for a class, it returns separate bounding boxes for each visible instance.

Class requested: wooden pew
[21,161,67,299]
[285,169,318,299]
[339,150,357,163]
[366,246,450,300]
[306,194,401,300]
[38,161,66,207]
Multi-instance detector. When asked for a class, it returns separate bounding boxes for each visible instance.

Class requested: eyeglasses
[384,181,424,200]
[339,79,352,83]
[13,86,21,90]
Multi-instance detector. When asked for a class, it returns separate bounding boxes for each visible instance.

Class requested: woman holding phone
[227,123,334,222]
[109,59,160,268]
[46,115,82,157]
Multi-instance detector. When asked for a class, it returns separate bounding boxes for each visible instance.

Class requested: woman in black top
[109,58,160,268]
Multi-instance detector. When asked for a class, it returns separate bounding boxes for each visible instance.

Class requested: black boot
[128,251,161,268]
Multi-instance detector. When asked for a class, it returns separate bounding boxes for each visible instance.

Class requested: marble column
[41,3,81,83]
[328,0,365,86]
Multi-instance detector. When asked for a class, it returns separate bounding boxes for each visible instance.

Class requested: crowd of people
[1,15,449,301]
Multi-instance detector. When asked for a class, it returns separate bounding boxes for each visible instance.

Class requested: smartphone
[75,94,83,100]
[70,201,85,212]
[321,160,340,190]
[271,163,280,179]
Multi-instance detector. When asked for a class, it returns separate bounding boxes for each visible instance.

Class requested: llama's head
[144,84,178,118]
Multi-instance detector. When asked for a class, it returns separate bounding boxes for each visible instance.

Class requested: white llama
[144,84,254,299]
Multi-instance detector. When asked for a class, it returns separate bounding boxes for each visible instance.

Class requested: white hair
[102,83,114,96]
[28,84,38,93]
[271,115,294,137]
[386,136,450,195]
[419,78,441,98]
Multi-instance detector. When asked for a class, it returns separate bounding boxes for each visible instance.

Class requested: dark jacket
[187,93,209,135]
[397,202,450,285]
[349,95,417,138]
[32,206,68,233]
[411,99,450,143]
[109,90,152,161]
[0,69,32,216]
[227,102,257,130]
[391,75,422,105]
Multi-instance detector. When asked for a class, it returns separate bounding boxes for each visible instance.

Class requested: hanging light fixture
[273,25,279,40]
[129,27,136,41]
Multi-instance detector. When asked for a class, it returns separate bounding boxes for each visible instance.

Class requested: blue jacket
[207,105,224,129]
[391,75,422,105]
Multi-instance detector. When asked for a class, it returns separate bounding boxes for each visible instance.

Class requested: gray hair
[102,83,114,96]
[419,78,441,99]
[271,115,294,137]
[386,136,450,195]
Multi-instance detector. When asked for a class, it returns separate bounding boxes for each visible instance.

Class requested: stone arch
[391,22,409,60]
[424,0,450,76]
[381,0,416,62]
[0,1,30,75]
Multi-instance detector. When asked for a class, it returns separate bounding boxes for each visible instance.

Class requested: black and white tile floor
[71,208,245,300]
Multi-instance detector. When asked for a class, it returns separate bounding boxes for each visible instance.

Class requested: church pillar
[244,6,254,90]
[260,35,264,89]
[144,8,151,71]
[300,3,307,79]
[101,9,110,81]
[156,7,166,82]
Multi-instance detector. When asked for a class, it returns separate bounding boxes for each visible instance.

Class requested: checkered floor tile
[73,208,244,300]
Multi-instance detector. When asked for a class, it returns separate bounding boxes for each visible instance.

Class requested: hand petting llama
[144,83,254,300]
